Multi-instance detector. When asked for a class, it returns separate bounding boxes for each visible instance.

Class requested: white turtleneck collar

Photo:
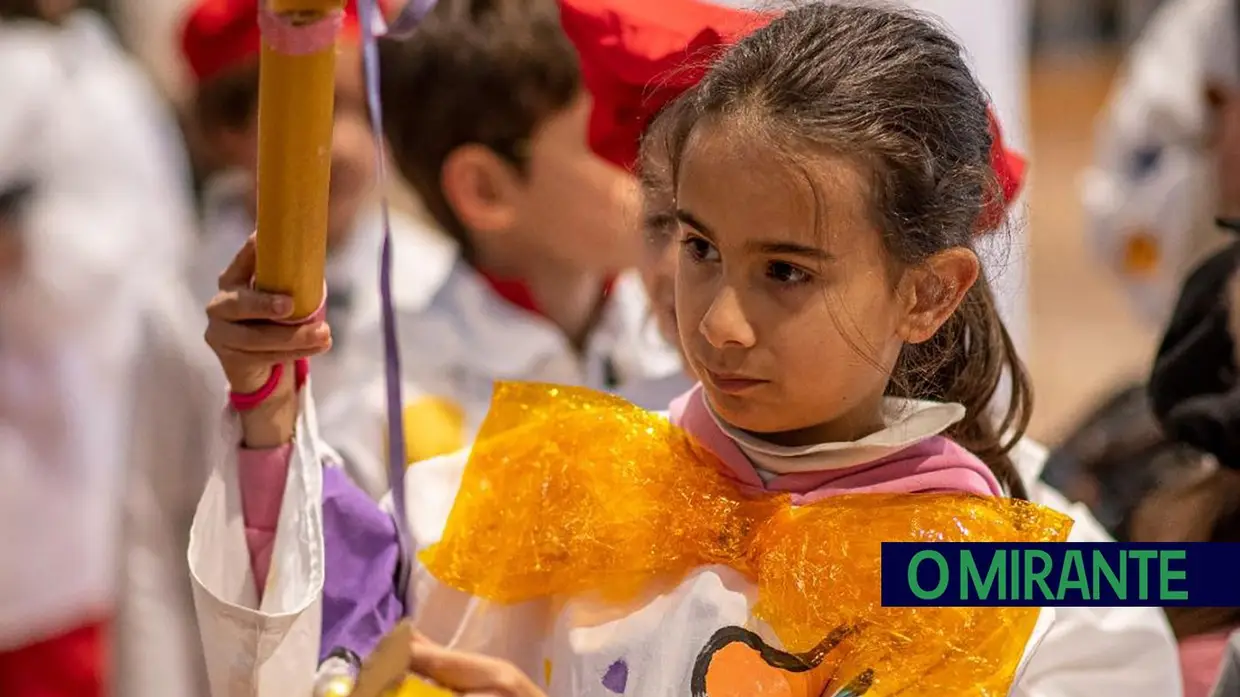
[706,398,966,481]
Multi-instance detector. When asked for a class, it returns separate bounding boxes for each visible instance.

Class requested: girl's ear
[896,247,980,344]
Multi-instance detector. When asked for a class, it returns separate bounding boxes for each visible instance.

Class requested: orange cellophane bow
[421,383,1071,695]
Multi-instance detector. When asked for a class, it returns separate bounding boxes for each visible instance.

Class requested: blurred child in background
[1131,468,1240,697]
[1042,383,1211,541]
[306,0,682,496]
[0,2,210,696]
[1138,220,1240,696]
[1082,0,1239,327]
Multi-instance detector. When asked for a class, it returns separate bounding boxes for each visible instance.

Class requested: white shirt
[314,232,684,499]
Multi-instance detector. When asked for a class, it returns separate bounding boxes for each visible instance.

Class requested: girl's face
[673,126,911,445]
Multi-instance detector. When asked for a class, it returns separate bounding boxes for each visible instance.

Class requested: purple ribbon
[354,0,438,604]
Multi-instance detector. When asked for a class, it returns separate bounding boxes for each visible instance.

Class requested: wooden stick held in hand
[254,0,342,319]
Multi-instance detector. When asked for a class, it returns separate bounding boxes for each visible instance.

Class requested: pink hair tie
[258,6,344,56]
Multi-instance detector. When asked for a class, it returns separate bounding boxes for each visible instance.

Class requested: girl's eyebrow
[675,208,715,238]
[677,208,834,260]
[750,240,835,261]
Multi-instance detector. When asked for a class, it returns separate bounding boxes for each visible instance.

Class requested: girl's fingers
[218,233,258,290]
[208,287,295,322]
[205,320,331,355]
[407,639,539,696]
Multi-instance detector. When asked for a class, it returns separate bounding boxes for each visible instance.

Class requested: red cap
[181,0,368,84]
[559,0,772,172]
[561,0,1027,219]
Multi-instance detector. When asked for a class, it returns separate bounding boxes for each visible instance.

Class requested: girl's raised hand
[204,234,332,394]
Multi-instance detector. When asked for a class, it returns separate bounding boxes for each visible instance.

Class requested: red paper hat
[559,0,772,172]
[181,0,369,84]
[561,0,1027,218]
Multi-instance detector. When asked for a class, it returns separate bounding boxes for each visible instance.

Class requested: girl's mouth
[702,369,769,395]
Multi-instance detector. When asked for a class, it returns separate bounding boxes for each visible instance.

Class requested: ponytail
[888,275,1032,500]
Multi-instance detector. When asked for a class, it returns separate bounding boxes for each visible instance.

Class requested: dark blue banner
[881,543,1240,607]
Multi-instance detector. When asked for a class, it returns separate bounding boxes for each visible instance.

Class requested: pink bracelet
[229,358,310,412]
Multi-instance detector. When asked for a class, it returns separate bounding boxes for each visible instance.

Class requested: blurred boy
[0,3,212,697]
[312,0,682,496]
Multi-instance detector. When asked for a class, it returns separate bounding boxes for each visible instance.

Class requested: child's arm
[190,387,327,697]
[192,236,401,696]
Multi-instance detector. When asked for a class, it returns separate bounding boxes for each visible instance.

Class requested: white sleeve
[188,387,327,697]
[1080,0,1239,323]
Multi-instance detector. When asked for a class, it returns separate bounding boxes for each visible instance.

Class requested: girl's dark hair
[650,2,1032,498]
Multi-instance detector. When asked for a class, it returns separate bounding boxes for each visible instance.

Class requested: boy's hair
[649,2,1032,498]
[378,0,581,260]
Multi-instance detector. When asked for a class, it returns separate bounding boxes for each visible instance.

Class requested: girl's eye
[767,261,812,285]
[682,235,720,263]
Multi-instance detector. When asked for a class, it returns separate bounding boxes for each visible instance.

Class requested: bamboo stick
[253,0,344,319]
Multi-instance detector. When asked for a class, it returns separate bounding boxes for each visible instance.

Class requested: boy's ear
[441,144,521,235]
[896,247,980,344]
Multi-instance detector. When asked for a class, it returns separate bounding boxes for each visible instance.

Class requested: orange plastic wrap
[421,383,1072,695]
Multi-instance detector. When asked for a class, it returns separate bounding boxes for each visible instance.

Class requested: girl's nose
[699,284,756,349]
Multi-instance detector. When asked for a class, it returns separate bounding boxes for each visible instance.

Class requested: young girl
[623,51,1180,696]
[191,4,1077,696]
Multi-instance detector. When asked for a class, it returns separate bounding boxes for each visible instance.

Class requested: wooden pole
[254,0,344,319]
